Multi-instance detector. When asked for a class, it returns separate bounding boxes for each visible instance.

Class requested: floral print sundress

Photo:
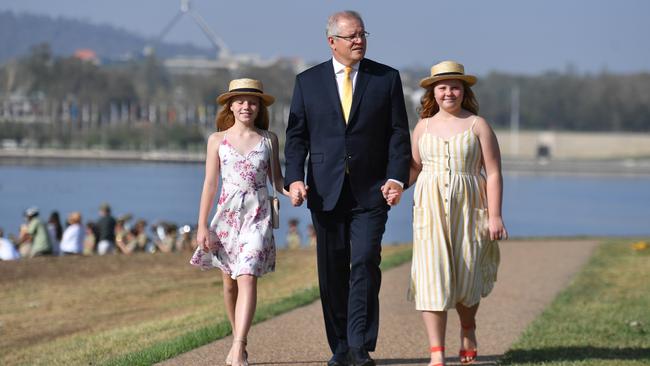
[190,131,276,278]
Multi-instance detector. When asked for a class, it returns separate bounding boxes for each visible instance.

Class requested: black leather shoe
[327,352,349,366]
[347,347,375,366]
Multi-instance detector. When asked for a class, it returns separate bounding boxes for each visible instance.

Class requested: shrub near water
[500,239,650,366]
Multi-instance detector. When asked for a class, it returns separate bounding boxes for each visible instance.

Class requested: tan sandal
[228,338,248,366]
[225,350,248,366]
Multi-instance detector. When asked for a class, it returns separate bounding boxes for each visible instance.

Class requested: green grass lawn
[500,239,650,366]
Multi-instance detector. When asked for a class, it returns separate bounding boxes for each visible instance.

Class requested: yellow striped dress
[410,117,500,311]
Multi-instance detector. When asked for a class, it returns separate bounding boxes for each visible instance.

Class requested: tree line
[1,43,648,150]
[469,71,650,131]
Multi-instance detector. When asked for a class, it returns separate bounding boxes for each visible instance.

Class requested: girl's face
[230,95,260,124]
[433,79,464,112]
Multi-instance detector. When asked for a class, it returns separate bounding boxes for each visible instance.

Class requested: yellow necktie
[342,66,353,123]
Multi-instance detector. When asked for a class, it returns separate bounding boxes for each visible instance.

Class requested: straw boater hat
[216,78,275,106]
[419,60,477,88]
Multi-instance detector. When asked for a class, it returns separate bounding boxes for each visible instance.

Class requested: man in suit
[284,10,411,366]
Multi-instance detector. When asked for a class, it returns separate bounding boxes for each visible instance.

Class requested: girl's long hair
[418,81,479,118]
[215,97,269,131]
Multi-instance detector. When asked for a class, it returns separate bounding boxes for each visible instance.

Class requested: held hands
[281,187,291,198]
[488,216,508,241]
[289,181,309,207]
[380,180,403,206]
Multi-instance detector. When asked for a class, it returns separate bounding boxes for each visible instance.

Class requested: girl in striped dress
[406,61,507,366]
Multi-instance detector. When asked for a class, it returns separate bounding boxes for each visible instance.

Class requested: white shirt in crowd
[0,237,20,260]
[60,223,85,255]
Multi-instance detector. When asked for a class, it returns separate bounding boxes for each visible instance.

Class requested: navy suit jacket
[284,58,411,211]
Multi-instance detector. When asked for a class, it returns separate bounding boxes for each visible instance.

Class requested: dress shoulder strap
[425,117,430,133]
[470,116,479,135]
[261,129,271,150]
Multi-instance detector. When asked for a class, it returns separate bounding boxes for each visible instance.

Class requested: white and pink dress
[190,132,276,278]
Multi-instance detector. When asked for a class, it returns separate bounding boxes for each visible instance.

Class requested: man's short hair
[326,10,364,38]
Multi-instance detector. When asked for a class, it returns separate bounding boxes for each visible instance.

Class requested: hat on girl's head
[216,78,275,106]
[419,60,477,88]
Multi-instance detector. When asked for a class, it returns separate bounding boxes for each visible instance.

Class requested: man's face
[328,17,366,66]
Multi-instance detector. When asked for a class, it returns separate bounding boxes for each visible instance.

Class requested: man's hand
[380,180,403,206]
[289,181,309,206]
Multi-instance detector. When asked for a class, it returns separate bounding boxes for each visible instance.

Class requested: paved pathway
[160,239,597,366]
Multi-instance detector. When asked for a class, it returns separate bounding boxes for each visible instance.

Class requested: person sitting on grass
[19,207,53,258]
[0,227,21,261]
[60,212,85,256]
[154,223,177,253]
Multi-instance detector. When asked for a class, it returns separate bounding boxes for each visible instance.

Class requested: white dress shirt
[332,57,360,104]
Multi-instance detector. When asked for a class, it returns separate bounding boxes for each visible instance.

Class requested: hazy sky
[2,0,649,75]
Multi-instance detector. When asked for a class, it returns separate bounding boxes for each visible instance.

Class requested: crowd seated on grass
[3,205,314,261]
[1,204,198,260]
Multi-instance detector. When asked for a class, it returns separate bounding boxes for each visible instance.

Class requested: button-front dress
[410,118,500,311]
[190,132,276,278]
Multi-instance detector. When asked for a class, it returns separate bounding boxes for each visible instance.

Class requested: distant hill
[0,10,216,63]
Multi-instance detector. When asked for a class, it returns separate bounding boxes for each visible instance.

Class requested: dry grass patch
[0,244,411,365]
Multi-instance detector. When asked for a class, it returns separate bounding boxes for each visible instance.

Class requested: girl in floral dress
[190,78,288,366]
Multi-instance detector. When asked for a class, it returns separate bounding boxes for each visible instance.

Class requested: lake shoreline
[2,162,649,240]
[0,148,204,164]
[2,148,650,176]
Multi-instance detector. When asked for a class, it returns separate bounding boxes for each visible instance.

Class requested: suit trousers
[311,175,388,355]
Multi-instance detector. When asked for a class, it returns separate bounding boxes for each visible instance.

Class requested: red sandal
[459,323,477,364]
[429,345,445,366]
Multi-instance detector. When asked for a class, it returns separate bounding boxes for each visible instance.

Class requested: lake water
[1,160,649,247]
